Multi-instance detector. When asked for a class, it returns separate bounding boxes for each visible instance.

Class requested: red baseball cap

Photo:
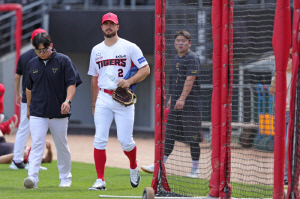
[31,28,47,40]
[102,12,118,25]
[0,83,5,113]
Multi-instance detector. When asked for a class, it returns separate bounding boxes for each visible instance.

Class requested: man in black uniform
[10,28,47,170]
[141,30,202,178]
[23,32,82,189]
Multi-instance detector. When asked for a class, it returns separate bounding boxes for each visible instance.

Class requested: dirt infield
[4,133,155,169]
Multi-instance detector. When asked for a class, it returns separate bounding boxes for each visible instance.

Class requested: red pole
[209,0,222,196]
[272,0,291,198]
[0,4,23,127]
[287,1,300,198]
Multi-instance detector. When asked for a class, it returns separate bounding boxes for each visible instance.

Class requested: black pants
[164,137,200,161]
[0,137,14,156]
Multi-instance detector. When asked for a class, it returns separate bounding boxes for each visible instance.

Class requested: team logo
[52,68,58,73]
[33,69,38,73]
[108,14,111,18]
[138,57,146,64]
[193,135,198,141]
[116,55,126,58]
[97,58,127,69]
[95,53,103,62]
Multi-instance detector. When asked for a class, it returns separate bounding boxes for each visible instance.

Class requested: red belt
[100,88,114,96]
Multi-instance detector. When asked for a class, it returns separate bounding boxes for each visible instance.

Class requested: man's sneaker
[25,163,48,171]
[24,177,37,189]
[187,168,200,178]
[24,163,47,170]
[59,179,72,187]
[9,160,25,169]
[130,164,141,188]
[88,179,107,191]
[1,114,18,135]
[39,166,47,170]
[141,164,154,173]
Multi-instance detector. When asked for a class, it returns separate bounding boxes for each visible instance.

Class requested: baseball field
[2,133,155,198]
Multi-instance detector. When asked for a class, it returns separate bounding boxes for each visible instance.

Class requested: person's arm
[14,74,22,106]
[0,153,14,164]
[174,76,196,110]
[26,88,31,119]
[61,84,76,114]
[117,64,150,88]
[167,96,171,108]
[91,76,99,116]
[269,72,276,95]
[42,140,52,163]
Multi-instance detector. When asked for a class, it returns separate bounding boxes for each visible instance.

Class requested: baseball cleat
[130,163,141,188]
[59,179,72,187]
[187,168,200,178]
[141,164,154,173]
[24,177,37,189]
[88,179,107,191]
[9,160,25,169]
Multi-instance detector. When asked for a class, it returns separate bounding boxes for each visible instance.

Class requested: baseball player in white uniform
[88,12,150,191]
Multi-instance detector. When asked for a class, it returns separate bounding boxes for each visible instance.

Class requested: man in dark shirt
[23,32,82,189]
[141,30,202,178]
[10,28,47,170]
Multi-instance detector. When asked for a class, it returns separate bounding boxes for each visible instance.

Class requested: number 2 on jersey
[118,69,123,77]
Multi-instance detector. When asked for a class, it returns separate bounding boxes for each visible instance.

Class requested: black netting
[227,0,276,198]
[158,0,212,197]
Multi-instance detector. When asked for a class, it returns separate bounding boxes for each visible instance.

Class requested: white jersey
[88,38,148,90]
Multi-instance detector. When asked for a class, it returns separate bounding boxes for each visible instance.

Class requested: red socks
[123,146,137,169]
[94,148,106,181]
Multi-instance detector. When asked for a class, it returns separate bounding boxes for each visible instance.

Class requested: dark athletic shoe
[9,160,25,169]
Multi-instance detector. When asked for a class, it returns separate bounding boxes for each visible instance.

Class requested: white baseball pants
[28,116,72,184]
[13,103,30,163]
[94,90,135,152]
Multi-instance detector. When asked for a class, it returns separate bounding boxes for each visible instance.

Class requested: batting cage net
[155,0,213,197]
[226,0,277,198]
[289,64,300,198]
[153,0,294,198]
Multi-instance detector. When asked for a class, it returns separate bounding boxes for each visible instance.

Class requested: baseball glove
[112,87,137,107]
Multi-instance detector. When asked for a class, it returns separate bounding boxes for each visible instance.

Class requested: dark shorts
[165,109,202,143]
[0,137,14,156]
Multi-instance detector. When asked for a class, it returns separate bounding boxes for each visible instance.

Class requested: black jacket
[27,49,82,118]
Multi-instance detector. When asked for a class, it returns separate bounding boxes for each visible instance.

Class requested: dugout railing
[153,0,297,198]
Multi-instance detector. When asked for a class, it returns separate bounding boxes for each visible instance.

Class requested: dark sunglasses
[35,48,50,54]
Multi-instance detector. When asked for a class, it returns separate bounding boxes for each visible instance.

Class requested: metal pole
[48,0,52,10]
[10,16,16,53]
[99,196,142,198]
[108,0,113,9]
[120,0,125,7]
[131,0,136,9]
[41,0,46,28]
[238,66,244,134]
[84,0,89,8]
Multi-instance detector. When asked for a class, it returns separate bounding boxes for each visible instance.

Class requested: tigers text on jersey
[87,38,148,90]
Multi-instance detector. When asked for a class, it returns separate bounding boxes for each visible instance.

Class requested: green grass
[0,161,153,199]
